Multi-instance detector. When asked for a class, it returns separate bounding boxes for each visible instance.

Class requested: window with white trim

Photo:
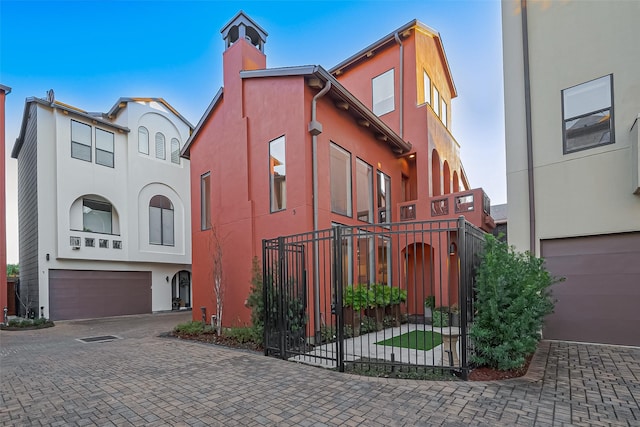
[441,99,447,128]
[423,70,431,105]
[149,195,174,246]
[562,74,614,153]
[95,128,114,167]
[83,199,112,234]
[356,158,373,223]
[71,120,91,162]
[372,69,395,116]
[433,87,440,117]
[138,126,149,154]
[155,132,166,159]
[170,138,180,164]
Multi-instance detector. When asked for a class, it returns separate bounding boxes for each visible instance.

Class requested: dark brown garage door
[541,232,640,346]
[49,270,152,321]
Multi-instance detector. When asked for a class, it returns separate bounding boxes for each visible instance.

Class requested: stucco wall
[502,0,640,253]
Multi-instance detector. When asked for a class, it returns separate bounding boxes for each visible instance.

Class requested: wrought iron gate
[262,217,486,378]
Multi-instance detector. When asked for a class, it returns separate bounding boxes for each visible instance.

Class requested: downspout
[394,32,404,138]
[521,0,536,254]
[310,80,331,342]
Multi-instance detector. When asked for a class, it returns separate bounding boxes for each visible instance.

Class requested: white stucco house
[11,92,193,320]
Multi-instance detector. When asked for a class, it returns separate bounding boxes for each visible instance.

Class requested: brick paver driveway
[1,312,639,426]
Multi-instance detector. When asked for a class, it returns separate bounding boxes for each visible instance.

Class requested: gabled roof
[12,97,130,159]
[181,65,412,159]
[329,20,457,98]
[220,10,268,39]
[0,84,11,94]
[106,97,194,129]
[181,88,223,159]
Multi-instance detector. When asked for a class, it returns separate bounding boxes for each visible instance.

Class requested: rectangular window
[441,100,447,128]
[330,143,352,217]
[71,120,91,162]
[83,199,112,234]
[332,222,353,288]
[95,128,114,167]
[423,70,431,105]
[200,172,211,230]
[357,231,374,285]
[355,158,373,223]
[372,69,395,116]
[84,238,95,247]
[377,171,391,224]
[269,136,286,212]
[562,74,614,153]
[99,239,109,248]
[113,240,122,249]
[150,206,175,246]
[377,236,391,286]
[170,138,180,164]
[433,87,440,117]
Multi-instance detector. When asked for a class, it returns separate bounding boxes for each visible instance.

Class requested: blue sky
[1,0,505,263]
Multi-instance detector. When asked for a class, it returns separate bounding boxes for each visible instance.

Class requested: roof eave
[107,97,195,130]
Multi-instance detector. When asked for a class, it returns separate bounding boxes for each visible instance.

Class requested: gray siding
[17,103,39,316]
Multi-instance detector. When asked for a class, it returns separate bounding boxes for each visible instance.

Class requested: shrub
[174,321,213,335]
[469,234,559,371]
[246,257,265,345]
[424,295,436,309]
[224,326,260,344]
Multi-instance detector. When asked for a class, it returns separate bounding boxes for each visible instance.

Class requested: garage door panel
[49,270,152,321]
[544,254,640,275]
[541,232,640,346]
[542,233,640,257]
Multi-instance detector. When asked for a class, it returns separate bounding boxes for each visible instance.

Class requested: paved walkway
[1,312,639,426]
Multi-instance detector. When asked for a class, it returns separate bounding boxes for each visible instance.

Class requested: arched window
[443,161,451,194]
[83,198,113,234]
[149,195,174,246]
[452,170,460,193]
[155,132,165,160]
[431,149,441,196]
[138,127,149,154]
[170,138,180,164]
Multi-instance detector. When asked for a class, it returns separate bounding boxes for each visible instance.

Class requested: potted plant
[385,286,407,327]
[424,295,436,323]
[343,285,366,336]
[364,284,386,331]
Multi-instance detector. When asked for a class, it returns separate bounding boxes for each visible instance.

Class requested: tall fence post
[277,236,287,360]
[457,216,469,380]
[333,226,345,372]
[262,239,269,356]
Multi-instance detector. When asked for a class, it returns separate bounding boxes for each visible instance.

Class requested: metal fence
[262,216,486,379]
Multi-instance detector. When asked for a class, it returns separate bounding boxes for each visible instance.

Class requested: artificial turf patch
[375,330,443,351]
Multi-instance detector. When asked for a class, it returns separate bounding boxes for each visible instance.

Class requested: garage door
[49,270,152,321]
[541,232,640,346]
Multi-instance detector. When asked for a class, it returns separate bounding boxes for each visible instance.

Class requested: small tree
[469,234,560,371]
[209,227,225,336]
[7,264,19,276]
[245,257,264,344]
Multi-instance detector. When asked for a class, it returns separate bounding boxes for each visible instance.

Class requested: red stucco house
[182,12,494,327]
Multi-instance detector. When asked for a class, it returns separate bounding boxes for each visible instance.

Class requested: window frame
[269,135,287,213]
[433,87,440,117]
[95,128,114,168]
[149,195,175,247]
[71,120,92,162]
[155,132,166,160]
[170,138,180,164]
[372,69,395,116]
[82,198,113,234]
[330,142,353,218]
[561,74,615,154]
[377,171,391,224]
[200,172,211,230]
[441,99,447,128]
[138,126,149,155]
[423,70,431,106]
[355,158,374,223]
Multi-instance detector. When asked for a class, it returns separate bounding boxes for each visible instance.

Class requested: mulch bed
[0,321,55,331]
[167,330,263,353]
[468,353,533,381]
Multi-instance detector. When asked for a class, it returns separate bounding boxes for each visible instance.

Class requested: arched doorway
[171,270,191,310]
